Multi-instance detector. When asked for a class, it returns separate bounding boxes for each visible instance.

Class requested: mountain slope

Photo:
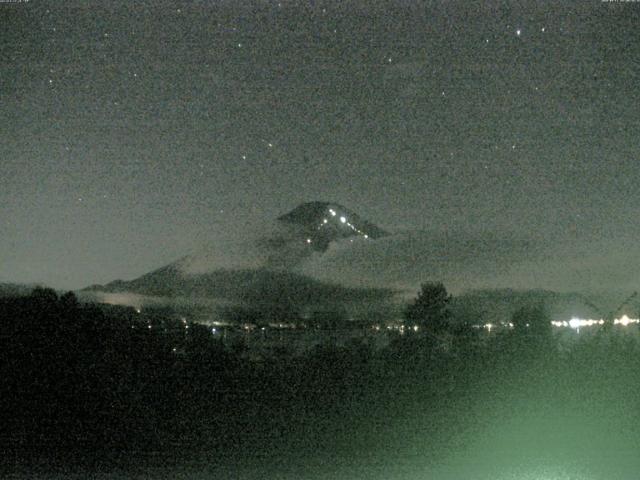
[84,202,396,316]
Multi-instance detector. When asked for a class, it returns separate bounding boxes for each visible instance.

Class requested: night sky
[2,0,640,292]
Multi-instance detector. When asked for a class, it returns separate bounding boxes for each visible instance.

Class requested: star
[516,29,521,36]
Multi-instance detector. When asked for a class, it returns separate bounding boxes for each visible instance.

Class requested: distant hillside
[451,288,629,324]
[85,265,394,305]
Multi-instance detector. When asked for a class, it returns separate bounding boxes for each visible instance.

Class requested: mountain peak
[277,201,388,251]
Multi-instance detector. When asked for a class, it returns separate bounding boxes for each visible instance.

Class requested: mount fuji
[83,202,397,319]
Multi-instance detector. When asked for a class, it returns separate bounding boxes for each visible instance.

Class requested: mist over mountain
[174,201,389,274]
[85,201,638,322]
[134,201,543,293]
[84,202,400,320]
[88,265,394,309]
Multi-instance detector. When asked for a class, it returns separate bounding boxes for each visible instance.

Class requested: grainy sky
[2,0,640,291]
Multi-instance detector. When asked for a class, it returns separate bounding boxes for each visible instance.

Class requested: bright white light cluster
[551,318,604,329]
[384,324,419,334]
[473,322,514,330]
[476,316,640,332]
[615,314,639,326]
[550,315,640,329]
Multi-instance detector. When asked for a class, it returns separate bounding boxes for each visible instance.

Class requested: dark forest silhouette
[2,286,640,475]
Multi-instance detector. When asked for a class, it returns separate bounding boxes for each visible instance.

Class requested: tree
[511,304,551,337]
[29,286,59,308]
[60,291,80,311]
[404,282,452,333]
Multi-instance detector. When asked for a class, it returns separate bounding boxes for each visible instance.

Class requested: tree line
[1,284,635,473]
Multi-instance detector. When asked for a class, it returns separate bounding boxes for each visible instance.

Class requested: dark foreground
[2,290,640,479]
